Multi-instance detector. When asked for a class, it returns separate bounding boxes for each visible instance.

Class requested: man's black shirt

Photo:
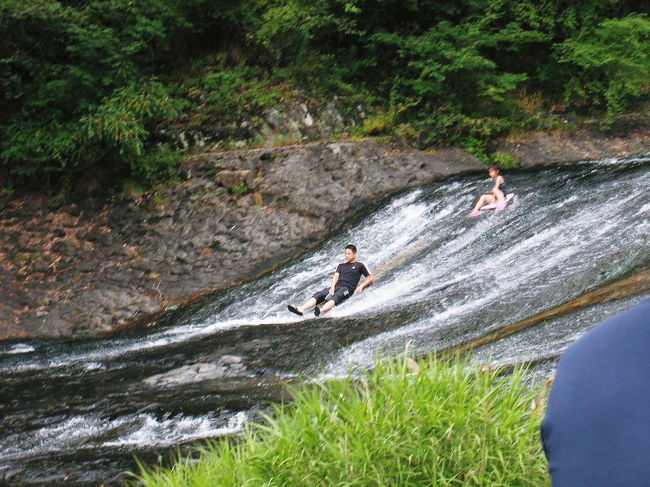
[335,261,370,291]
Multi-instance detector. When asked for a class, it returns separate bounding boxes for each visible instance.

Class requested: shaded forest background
[1,0,649,191]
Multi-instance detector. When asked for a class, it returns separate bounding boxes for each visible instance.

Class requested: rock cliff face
[0,140,483,339]
[493,121,650,165]
[169,98,357,152]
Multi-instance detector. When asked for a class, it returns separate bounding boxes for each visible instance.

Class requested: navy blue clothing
[542,298,650,487]
[335,262,370,292]
[490,178,508,195]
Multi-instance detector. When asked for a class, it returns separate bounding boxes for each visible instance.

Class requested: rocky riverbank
[1,124,649,340]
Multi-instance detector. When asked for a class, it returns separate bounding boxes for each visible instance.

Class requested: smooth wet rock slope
[0,140,482,338]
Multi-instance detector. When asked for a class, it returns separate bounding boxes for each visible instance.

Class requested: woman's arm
[492,175,506,201]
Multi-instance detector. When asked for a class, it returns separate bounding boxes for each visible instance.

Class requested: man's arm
[329,272,340,294]
[356,273,375,293]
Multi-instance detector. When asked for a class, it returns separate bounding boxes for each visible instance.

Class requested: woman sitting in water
[468,166,509,217]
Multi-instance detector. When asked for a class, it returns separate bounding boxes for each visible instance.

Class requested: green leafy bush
[132,356,550,487]
[361,110,397,135]
[83,81,180,158]
[555,14,650,114]
[231,182,250,195]
[183,62,288,126]
[491,151,518,169]
[0,0,254,189]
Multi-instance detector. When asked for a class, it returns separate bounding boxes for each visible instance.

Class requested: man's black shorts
[312,287,353,306]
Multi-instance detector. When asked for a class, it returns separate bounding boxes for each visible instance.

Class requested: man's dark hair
[345,244,357,253]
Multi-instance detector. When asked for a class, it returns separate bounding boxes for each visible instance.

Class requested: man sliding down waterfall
[287,244,375,317]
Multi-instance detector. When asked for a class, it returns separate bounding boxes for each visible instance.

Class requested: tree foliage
[555,14,650,114]
[0,0,253,188]
[1,0,648,190]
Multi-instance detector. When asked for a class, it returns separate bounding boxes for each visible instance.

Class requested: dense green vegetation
[2,0,649,190]
[132,357,549,486]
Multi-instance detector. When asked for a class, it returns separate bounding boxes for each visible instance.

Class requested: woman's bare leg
[473,194,495,211]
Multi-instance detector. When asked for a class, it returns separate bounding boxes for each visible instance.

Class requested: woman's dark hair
[488,165,502,174]
[345,244,357,253]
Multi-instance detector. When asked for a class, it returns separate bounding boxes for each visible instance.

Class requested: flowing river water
[1,155,649,485]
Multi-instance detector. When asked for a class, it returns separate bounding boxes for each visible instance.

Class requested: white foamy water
[318,156,650,376]
[1,156,648,376]
[0,411,247,461]
[2,343,36,355]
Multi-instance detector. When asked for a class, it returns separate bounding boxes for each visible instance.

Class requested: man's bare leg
[295,297,317,314]
[316,299,336,316]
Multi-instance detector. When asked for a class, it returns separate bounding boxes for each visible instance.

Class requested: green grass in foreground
[132,357,550,486]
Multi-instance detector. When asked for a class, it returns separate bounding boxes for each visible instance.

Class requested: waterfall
[1,155,648,485]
